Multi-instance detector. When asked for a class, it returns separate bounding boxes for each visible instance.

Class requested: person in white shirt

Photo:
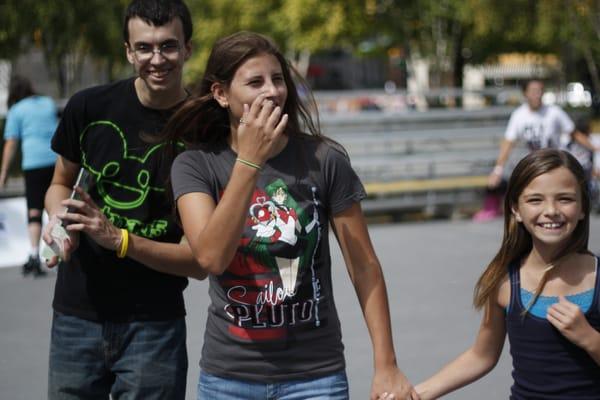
[489,79,598,188]
[474,79,599,222]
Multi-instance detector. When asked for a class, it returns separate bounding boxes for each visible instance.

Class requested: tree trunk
[452,23,465,107]
[582,45,600,95]
[289,49,311,79]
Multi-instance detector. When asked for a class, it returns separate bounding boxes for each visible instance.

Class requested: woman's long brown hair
[473,149,591,310]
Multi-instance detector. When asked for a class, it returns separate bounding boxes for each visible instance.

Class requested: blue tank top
[506,258,600,399]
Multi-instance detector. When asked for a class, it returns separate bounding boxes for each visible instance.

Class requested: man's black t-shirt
[51,78,188,322]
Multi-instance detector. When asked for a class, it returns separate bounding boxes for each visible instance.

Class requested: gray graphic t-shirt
[171,135,366,381]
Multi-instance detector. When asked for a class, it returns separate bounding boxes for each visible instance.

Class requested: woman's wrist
[236,157,262,170]
[374,352,398,370]
[491,165,504,176]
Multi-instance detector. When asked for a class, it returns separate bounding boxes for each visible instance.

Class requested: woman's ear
[512,207,522,222]
[211,82,229,108]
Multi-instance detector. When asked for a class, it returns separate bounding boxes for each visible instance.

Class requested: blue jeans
[197,370,349,400]
[48,312,187,400]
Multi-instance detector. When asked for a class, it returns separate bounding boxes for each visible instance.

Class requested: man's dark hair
[521,78,543,93]
[123,0,193,44]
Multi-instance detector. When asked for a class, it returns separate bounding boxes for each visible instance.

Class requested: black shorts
[24,165,54,211]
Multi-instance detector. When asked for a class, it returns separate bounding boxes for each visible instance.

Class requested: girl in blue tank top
[416,149,600,399]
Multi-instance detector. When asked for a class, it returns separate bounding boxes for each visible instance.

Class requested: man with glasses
[43,1,202,398]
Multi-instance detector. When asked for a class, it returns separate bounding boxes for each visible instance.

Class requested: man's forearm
[45,183,73,216]
[494,139,514,169]
[572,130,598,152]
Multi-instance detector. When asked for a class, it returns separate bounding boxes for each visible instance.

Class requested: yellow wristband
[236,157,262,170]
[117,229,129,258]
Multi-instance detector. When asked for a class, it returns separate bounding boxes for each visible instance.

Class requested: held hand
[547,296,595,349]
[371,365,420,400]
[42,214,79,267]
[237,93,288,166]
[59,187,122,251]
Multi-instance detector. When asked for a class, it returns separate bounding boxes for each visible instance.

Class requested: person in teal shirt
[1,75,57,276]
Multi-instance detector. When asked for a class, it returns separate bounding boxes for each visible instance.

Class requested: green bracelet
[236,157,262,170]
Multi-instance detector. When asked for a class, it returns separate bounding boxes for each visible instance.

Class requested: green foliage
[1,0,599,92]
[185,0,278,81]
[0,0,37,60]
[185,0,367,81]
[0,0,128,95]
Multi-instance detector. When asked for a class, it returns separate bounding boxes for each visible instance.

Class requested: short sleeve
[3,107,21,140]
[504,109,520,142]
[51,91,88,163]
[171,150,216,202]
[555,107,575,134]
[322,145,366,215]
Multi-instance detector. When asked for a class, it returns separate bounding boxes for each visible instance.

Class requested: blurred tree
[82,0,131,82]
[186,0,367,81]
[2,0,598,96]
[0,0,127,96]
[364,0,554,90]
[536,0,600,94]
[33,0,127,96]
[186,0,277,81]
[0,0,37,60]
[270,0,368,76]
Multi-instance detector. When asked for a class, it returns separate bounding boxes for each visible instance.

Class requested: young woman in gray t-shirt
[164,31,419,400]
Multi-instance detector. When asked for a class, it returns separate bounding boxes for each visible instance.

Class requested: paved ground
[1,216,599,399]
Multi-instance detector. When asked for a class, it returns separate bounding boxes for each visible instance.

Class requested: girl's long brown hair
[473,149,591,310]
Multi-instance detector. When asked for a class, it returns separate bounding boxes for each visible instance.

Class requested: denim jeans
[48,312,187,400]
[197,370,349,400]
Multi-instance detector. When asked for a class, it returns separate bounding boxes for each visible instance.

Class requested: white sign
[0,197,30,268]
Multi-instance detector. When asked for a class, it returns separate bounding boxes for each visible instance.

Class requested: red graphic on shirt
[217,182,321,341]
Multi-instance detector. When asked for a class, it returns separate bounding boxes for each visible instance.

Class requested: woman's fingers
[256,98,275,125]
[237,95,286,165]
[273,113,288,138]
[265,106,282,129]
[238,103,250,126]
[247,93,268,121]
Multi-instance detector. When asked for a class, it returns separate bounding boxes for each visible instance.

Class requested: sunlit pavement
[1,216,599,399]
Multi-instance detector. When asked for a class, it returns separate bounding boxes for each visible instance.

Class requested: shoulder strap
[595,256,600,314]
[507,262,521,314]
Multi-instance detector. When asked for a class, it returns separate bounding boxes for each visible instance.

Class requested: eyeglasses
[130,41,181,62]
